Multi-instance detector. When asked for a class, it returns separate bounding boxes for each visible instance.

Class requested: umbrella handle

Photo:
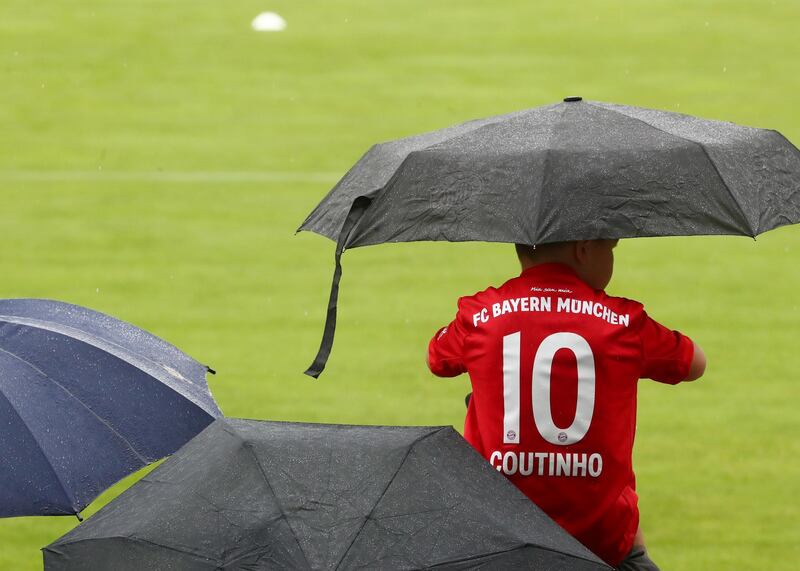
[304,197,371,378]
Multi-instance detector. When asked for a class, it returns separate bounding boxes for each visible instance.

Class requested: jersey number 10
[502,331,596,446]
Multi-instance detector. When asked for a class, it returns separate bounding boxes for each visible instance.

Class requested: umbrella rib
[0,345,151,467]
[531,105,566,244]
[239,437,314,570]
[44,536,220,567]
[426,544,527,568]
[0,315,183,378]
[426,543,610,569]
[297,107,536,241]
[0,314,219,416]
[124,536,220,565]
[0,387,76,514]
[333,427,446,571]
[691,140,758,236]
[585,102,756,236]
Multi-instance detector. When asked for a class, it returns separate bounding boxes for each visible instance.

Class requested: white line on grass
[0,170,341,183]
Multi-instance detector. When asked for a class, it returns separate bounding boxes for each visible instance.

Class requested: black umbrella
[299,98,800,376]
[0,299,221,518]
[44,418,611,570]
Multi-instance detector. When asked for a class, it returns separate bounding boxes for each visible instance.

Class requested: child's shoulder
[456,283,502,310]
[598,290,647,318]
[455,273,532,312]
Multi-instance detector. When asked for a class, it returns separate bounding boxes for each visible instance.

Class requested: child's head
[515,239,618,290]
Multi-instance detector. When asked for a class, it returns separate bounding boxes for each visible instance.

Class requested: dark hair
[515,243,536,259]
[515,242,569,260]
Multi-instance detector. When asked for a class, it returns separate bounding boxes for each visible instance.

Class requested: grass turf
[1,0,799,568]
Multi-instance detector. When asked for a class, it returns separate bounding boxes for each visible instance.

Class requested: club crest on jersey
[558,432,568,443]
[506,430,517,441]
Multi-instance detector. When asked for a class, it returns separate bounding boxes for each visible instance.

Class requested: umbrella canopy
[0,299,221,518]
[44,418,611,570]
[299,98,800,376]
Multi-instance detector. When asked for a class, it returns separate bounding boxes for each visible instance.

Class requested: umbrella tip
[563,96,583,102]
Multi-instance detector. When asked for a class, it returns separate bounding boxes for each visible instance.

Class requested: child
[427,240,706,570]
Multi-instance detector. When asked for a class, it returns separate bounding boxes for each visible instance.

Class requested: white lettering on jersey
[489,450,604,478]
[471,295,628,328]
[502,332,521,444]
[504,331,597,448]
[472,307,489,327]
[532,332,596,446]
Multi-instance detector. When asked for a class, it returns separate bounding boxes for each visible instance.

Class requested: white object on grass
[252,12,286,32]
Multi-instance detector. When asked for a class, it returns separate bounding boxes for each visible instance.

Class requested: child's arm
[684,341,706,382]
[636,311,702,385]
[427,305,469,377]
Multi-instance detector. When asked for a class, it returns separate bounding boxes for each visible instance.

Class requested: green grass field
[1,1,799,568]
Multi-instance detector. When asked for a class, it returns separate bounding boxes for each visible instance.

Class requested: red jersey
[428,263,694,566]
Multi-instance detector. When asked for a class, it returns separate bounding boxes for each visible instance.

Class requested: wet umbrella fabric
[299,98,800,376]
[0,299,221,518]
[44,419,611,570]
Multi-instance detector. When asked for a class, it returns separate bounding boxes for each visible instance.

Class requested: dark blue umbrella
[0,299,222,518]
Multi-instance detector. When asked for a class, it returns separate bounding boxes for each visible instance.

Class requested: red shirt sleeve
[635,310,695,384]
[427,299,470,377]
